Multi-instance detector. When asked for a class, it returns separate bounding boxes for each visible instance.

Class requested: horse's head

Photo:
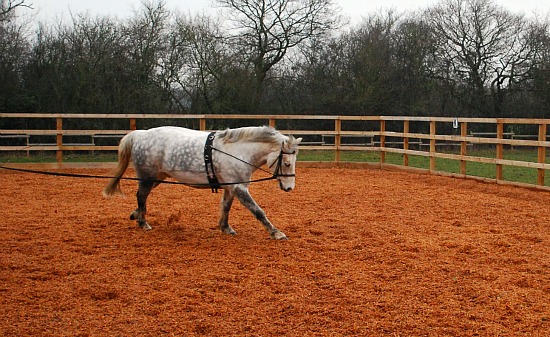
[267,135,302,192]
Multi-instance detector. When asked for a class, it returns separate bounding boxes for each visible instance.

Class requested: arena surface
[1,166,549,336]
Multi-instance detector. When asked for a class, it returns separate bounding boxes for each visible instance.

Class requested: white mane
[218,126,285,144]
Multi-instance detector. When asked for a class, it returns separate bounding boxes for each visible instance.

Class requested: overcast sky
[32,0,550,26]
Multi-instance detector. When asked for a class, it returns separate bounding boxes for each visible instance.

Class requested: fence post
[537,123,547,186]
[496,121,504,181]
[56,117,63,166]
[380,119,386,164]
[460,121,468,175]
[268,118,276,128]
[429,121,436,171]
[403,120,409,167]
[130,118,137,131]
[335,118,341,162]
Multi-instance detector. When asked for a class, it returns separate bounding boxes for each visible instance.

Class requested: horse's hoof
[138,222,152,230]
[271,231,288,240]
[130,211,138,220]
[222,227,237,236]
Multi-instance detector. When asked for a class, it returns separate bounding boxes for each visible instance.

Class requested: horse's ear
[288,135,301,142]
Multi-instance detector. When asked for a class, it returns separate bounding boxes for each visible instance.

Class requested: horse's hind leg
[218,189,236,236]
[130,179,156,230]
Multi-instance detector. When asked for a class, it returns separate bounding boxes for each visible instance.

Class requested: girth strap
[204,132,221,193]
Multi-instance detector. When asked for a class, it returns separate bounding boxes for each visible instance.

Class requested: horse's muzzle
[278,180,294,192]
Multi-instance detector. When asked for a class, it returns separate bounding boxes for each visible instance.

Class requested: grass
[299,148,550,187]
[1,148,549,187]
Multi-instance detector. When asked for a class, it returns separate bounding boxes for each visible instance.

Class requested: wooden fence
[1,113,549,191]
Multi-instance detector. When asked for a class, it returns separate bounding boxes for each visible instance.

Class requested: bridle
[268,147,297,179]
[212,145,297,179]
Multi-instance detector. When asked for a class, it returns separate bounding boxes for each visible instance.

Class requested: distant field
[299,149,550,187]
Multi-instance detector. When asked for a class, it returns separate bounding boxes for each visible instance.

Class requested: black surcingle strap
[204,132,221,193]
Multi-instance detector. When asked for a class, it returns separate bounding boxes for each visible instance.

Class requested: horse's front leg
[232,185,287,240]
[219,188,237,236]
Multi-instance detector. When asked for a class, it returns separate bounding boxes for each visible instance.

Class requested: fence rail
[1,113,549,191]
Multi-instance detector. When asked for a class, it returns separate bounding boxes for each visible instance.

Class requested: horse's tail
[103,132,134,197]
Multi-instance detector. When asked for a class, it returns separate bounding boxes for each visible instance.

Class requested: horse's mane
[218,126,284,144]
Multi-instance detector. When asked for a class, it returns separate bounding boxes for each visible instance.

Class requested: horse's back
[131,127,208,175]
[134,126,205,138]
[131,126,206,146]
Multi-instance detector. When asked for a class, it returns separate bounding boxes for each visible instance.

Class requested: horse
[102,126,302,240]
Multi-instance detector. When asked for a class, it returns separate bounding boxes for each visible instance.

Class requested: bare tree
[160,13,232,114]
[1,0,32,22]
[426,0,534,116]
[0,12,29,111]
[488,17,549,115]
[216,0,339,112]
[0,0,32,113]
[123,0,172,113]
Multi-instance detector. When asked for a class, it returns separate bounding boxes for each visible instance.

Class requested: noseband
[269,147,297,178]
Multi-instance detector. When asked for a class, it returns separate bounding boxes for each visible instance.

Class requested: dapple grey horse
[103,126,301,240]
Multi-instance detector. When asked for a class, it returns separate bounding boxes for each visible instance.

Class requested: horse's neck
[225,141,276,167]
